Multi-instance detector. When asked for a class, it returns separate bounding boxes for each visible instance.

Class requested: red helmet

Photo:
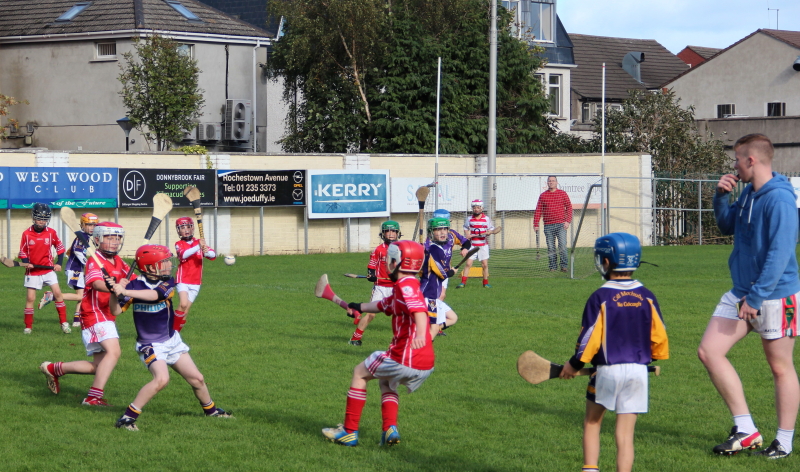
[175,217,194,228]
[135,244,174,280]
[386,240,424,274]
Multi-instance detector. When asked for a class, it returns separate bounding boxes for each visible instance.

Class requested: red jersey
[80,253,131,328]
[463,213,495,247]
[376,276,434,370]
[19,226,65,276]
[367,243,393,287]
[175,238,216,285]
[534,189,573,227]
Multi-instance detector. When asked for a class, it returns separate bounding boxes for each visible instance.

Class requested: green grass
[1,246,798,471]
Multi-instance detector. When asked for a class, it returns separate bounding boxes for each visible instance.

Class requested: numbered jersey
[175,238,216,285]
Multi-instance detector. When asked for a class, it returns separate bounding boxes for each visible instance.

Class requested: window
[717,104,736,118]
[96,42,116,59]
[767,102,786,117]
[501,0,554,42]
[56,2,92,22]
[582,102,590,122]
[165,1,202,22]
[177,44,194,58]
[548,74,561,115]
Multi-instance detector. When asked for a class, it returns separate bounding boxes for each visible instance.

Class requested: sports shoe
[72,316,81,328]
[712,426,763,455]
[115,416,139,431]
[322,424,358,446]
[23,328,32,334]
[456,283,466,289]
[436,330,447,337]
[380,425,401,446]
[39,362,60,394]
[483,284,492,288]
[82,397,112,407]
[61,322,71,334]
[38,291,54,309]
[753,439,790,459]
[348,340,362,346]
[208,408,233,418]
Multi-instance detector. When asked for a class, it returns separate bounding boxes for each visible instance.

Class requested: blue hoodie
[714,172,800,309]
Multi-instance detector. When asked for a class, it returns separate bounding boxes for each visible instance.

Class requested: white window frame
[717,104,736,118]
[766,102,786,117]
[177,43,195,59]
[95,42,117,60]
[501,0,555,43]
[548,74,561,116]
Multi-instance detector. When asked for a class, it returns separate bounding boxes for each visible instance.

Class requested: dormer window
[56,2,92,22]
[165,1,202,22]
[502,0,555,43]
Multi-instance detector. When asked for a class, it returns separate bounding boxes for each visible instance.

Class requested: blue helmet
[594,232,641,277]
[433,209,450,220]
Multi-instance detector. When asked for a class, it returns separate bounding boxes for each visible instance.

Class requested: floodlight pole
[435,57,442,209]
[116,117,134,152]
[488,0,498,219]
[601,63,606,235]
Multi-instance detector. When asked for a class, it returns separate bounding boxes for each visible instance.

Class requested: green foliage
[118,35,205,151]
[0,93,29,140]
[176,144,208,155]
[269,0,552,154]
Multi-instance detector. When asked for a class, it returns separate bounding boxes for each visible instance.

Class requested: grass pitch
[0,245,797,471]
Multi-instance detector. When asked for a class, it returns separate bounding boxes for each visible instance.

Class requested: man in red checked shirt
[322,240,433,448]
[534,176,573,272]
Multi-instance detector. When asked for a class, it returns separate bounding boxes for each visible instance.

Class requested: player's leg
[583,400,606,471]
[83,336,121,405]
[116,359,170,431]
[761,335,799,455]
[458,258,474,288]
[170,352,230,417]
[544,224,557,270]
[379,379,401,446]
[614,413,638,472]
[480,249,490,287]
[24,286,37,332]
[70,289,84,327]
[323,359,375,446]
[47,281,69,329]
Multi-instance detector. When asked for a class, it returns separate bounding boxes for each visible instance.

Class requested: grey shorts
[364,351,433,393]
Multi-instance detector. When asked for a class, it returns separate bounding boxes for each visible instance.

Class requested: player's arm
[366,248,380,282]
[199,238,217,260]
[533,198,543,229]
[347,300,381,316]
[411,311,428,349]
[713,176,739,234]
[117,287,159,302]
[648,297,669,360]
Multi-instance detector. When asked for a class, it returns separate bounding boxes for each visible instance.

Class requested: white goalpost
[427,173,604,278]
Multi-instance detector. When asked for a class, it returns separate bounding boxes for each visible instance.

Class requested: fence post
[698,181,702,245]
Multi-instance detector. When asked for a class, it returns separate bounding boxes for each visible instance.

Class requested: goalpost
[427,173,604,279]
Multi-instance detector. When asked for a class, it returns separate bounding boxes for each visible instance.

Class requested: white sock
[733,414,757,435]
[776,429,794,453]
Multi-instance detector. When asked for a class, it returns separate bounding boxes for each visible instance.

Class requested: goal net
[425,173,604,279]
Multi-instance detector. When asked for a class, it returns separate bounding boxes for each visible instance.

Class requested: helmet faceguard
[32,203,52,231]
[135,244,175,281]
[470,199,483,215]
[92,222,125,256]
[386,240,424,279]
[380,220,401,243]
[427,217,450,244]
[175,217,194,240]
[594,232,641,280]
[80,213,99,233]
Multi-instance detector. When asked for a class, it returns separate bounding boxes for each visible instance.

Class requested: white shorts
[442,278,449,289]
[589,363,649,414]
[24,271,59,290]
[176,283,201,303]
[371,285,393,302]
[66,269,85,290]
[469,245,490,261]
[712,290,799,340]
[82,321,119,356]
[364,351,433,393]
[425,298,452,324]
[135,332,190,368]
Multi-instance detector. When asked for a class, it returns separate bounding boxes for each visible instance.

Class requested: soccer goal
[426,173,604,279]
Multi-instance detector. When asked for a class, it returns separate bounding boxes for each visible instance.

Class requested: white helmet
[471,199,483,208]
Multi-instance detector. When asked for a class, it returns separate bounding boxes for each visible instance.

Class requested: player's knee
[447,311,458,324]
[697,344,713,366]
[152,375,170,391]
[187,373,205,389]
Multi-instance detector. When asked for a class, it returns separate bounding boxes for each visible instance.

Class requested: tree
[118,35,205,151]
[268,0,552,154]
[0,94,28,140]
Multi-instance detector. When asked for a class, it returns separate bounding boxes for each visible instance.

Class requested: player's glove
[366,269,377,283]
[347,302,363,317]
[446,269,455,278]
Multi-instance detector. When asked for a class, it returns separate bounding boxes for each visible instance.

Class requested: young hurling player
[39,212,98,328]
[20,203,68,334]
[560,233,669,472]
[174,217,216,332]
[431,209,470,301]
[421,217,461,338]
[349,221,401,346]
[109,245,231,431]
[322,241,434,447]
[458,199,497,289]
[40,222,131,406]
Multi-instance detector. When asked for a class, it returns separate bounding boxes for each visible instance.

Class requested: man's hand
[717,174,739,194]
[738,297,760,321]
[563,222,570,230]
[559,362,578,379]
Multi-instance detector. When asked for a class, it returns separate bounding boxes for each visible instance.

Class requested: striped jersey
[571,279,669,368]
[19,226,65,276]
[420,240,451,300]
[376,275,435,370]
[122,278,177,344]
[175,238,216,285]
[79,253,132,328]
[367,242,393,287]
[464,214,494,247]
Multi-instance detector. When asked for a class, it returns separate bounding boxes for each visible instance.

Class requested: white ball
[224,255,236,266]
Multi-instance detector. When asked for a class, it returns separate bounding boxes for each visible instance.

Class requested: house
[0,0,286,153]
[568,34,688,138]
[677,45,721,68]
[664,29,800,171]
[195,0,280,37]
[502,0,576,133]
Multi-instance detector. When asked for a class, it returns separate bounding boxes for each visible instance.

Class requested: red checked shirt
[367,243,393,287]
[376,275,434,370]
[464,213,495,247]
[534,189,573,228]
[175,238,216,285]
[19,226,65,276]
[80,253,132,328]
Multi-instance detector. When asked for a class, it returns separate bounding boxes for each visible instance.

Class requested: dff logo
[123,171,146,201]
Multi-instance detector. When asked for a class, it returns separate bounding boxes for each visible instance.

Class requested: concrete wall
[0,150,651,258]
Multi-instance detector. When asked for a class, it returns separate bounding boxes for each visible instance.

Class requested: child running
[174,217,216,332]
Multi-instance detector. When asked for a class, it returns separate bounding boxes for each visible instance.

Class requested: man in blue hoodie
[698,133,800,460]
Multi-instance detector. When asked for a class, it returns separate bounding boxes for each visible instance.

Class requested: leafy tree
[268,0,552,154]
[118,35,205,151]
[0,94,28,140]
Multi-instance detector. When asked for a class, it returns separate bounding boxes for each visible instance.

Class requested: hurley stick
[183,185,205,240]
[415,186,430,243]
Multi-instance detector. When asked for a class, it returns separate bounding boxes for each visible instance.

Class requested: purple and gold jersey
[420,241,449,300]
[571,279,669,368]
[122,278,177,344]
[65,232,90,273]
